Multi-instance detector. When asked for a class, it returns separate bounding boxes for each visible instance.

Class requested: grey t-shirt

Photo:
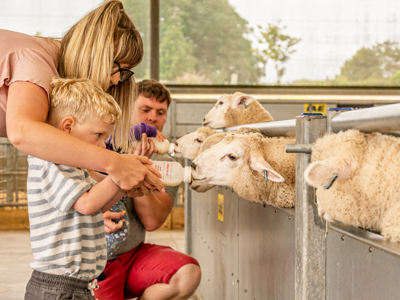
[108,153,179,260]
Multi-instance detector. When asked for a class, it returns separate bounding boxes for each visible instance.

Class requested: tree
[254,20,301,84]
[122,0,263,84]
[372,41,400,78]
[340,47,382,82]
[121,0,151,79]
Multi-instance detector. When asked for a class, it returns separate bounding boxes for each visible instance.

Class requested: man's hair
[48,78,122,126]
[136,79,171,107]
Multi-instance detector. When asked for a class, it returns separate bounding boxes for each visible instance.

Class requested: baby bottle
[149,138,175,154]
[131,138,175,155]
[152,161,192,186]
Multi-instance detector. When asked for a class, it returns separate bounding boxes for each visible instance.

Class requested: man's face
[135,94,168,131]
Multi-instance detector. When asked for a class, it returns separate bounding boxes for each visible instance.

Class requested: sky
[1,0,399,84]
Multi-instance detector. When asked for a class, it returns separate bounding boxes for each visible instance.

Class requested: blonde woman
[0,1,164,195]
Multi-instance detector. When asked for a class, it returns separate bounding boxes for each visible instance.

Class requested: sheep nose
[203,117,206,121]
[191,162,197,171]
[175,141,179,146]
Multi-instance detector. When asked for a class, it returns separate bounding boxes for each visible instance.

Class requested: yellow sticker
[304,103,327,115]
[218,194,224,222]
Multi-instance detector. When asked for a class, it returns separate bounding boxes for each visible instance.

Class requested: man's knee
[171,263,202,297]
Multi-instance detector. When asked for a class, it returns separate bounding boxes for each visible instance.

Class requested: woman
[0,1,163,193]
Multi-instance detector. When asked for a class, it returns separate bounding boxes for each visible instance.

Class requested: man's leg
[125,243,201,300]
[139,263,201,300]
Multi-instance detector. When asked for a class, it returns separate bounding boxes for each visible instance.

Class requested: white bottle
[152,161,192,186]
[132,138,175,154]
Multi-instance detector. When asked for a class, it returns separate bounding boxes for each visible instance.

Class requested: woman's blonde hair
[48,78,121,127]
[59,0,143,152]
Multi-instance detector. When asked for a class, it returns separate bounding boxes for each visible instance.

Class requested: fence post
[295,114,327,300]
[184,158,192,255]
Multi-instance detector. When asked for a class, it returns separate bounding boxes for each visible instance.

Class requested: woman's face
[109,62,131,87]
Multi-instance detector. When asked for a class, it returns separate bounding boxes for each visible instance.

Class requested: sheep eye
[219,101,224,105]
[196,138,203,143]
[227,153,237,161]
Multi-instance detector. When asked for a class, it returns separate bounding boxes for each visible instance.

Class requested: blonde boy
[25,78,125,300]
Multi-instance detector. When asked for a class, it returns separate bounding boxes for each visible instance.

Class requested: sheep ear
[232,93,254,108]
[304,158,351,187]
[250,155,285,182]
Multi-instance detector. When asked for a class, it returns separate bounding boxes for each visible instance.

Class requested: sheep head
[174,127,217,160]
[189,132,228,193]
[202,92,274,129]
[191,132,285,196]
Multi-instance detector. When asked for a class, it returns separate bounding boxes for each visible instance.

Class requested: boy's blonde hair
[48,78,122,126]
[59,0,143,152]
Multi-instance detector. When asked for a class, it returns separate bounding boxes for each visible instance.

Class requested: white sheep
[304,129,400,242]
[191,131,296,207]
[189,132,228,193]
[202,92,274,129]
[174,127,220,160]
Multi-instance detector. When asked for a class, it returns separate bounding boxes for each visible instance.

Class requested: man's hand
[103,210,126,233]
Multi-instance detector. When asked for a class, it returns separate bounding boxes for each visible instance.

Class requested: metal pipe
[225,119,296,137]
[0,202,27,207]
[331,103,400,133]
[150,0,159,80]
[0,171,28,176]
[286,143,315,154]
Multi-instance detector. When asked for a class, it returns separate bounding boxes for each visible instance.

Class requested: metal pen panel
[295,115,327,300]
[225,119,296,137]
[331,103,400,133]
[327,226,400,300]
[238,201,295,300]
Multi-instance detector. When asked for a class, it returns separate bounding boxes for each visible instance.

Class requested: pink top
[0,29,60,137]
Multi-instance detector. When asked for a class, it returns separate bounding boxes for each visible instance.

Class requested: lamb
[174,127,221,160]
[304,129,400,242]
[191,130,296,207]
[202,92,274,129]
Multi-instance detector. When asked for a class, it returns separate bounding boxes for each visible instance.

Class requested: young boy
[25,78,126,300]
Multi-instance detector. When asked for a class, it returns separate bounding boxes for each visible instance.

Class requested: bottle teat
[184,166,192,183]
[168,143,175,154]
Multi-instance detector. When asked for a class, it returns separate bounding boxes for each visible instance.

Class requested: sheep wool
[224,100,274,127]
[305,129,400,242]
[231,133,296,207]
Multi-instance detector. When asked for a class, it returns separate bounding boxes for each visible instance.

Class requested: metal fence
[0,138,28,207]
[186,102,400,300]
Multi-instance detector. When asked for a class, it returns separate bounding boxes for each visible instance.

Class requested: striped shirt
[27,156,107,281]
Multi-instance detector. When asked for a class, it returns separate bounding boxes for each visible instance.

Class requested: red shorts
[94,243,199,300]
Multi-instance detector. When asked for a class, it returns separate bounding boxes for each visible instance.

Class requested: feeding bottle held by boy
[152,161,192,186]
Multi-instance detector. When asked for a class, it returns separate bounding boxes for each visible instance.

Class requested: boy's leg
[124,243,201,300]
[25,270,94,300]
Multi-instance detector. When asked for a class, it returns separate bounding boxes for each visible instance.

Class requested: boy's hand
[103,211,125,233]
[129,133,155,158]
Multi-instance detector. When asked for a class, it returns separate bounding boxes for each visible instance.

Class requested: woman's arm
[73,176,125,215]
[6,82,164,191]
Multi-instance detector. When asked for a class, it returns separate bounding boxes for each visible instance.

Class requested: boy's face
[135,94,168,132]
[69,115,112,148]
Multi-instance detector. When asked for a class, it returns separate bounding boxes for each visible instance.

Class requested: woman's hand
[109,153,164,192]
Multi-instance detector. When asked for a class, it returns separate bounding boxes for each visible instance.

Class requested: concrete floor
[0,229,202,300]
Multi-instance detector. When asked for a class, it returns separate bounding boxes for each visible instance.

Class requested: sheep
[202,92,274,129]
[189,132,228,192]
[174,127,220,160]
[191,130,296,207]
[304,129,400,242]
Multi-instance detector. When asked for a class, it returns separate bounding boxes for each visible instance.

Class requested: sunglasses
[111,61,134,82]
